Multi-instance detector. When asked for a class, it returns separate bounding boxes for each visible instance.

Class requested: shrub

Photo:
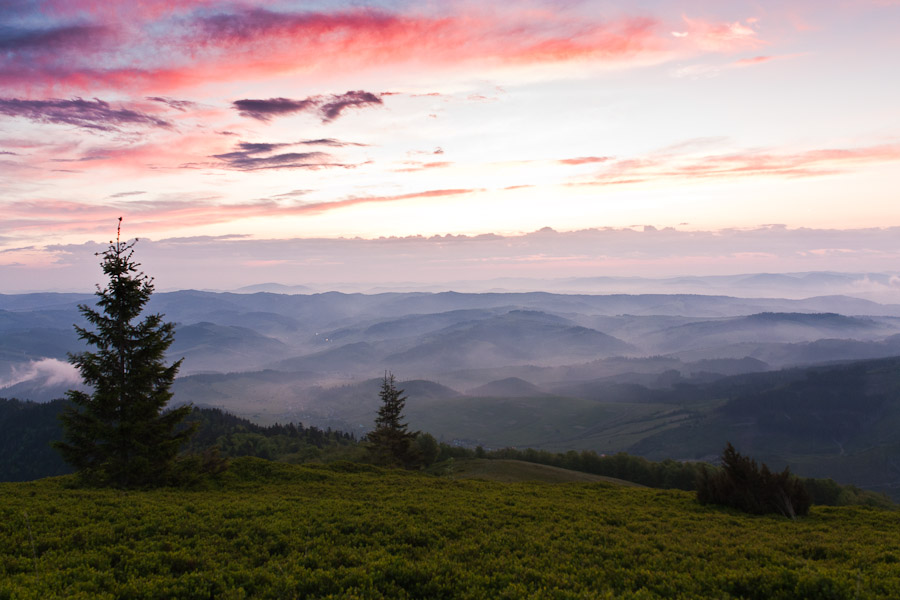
[697,443,811,518]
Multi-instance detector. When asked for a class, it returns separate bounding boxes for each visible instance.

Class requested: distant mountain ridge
[4,289,900,402]
[211,271,900,302]
[232,283,314,294]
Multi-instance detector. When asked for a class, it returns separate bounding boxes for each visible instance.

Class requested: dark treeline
[0,398,359,481]
[1,397,894,508]
[482,447,704,490]
[463,445,893,509]
[182,407,359,463]
[0,397,71,481]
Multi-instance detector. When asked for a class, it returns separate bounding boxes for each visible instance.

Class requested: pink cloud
[669,146,900,178]
[0,6,765,95]
[292,188,478,216]
[393,161,452,173]
[677,16,763,52]
[0,128,235,175]
[0,66,199,97]
[174,9,667,89]
[1,189,480,236]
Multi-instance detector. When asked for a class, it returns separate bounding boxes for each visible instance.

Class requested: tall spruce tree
[367,372,417,467]
[54,218,194,487]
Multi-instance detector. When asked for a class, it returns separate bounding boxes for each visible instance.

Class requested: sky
[1,0,899,293]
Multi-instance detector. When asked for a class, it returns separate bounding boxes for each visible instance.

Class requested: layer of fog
[5,289,900,414]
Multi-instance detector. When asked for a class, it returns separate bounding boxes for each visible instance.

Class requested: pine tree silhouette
[367,372,417,467]
[55,218,194,487]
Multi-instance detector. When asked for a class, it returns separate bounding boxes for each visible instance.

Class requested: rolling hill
[437,458,643,485]
[170,322,291,374]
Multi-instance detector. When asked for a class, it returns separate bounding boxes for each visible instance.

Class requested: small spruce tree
[367,372,418,467]
[54,218,195,487]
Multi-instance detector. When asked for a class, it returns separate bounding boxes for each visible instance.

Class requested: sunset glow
[2,0,899,290]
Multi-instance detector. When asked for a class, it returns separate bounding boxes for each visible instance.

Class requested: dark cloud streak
[318,90,382,121]
[197,8,399,43]
[232,142,292,154]
[299,138,367,147]
[232,97,318,122]
[217,151,332,170]
[0,98,172,132]
[212,141,345,171]
[146,96,196,111]
[0,24,107,52]
[232,91,382,123]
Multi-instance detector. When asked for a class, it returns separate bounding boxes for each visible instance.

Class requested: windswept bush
[697,443,811,518]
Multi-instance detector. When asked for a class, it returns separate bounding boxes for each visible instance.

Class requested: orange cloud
[668,146,900,178]
[573,144,900,187]
[558,156,613,165]
[734,55,773,66]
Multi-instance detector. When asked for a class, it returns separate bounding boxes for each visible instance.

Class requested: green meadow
[2,457,898,599]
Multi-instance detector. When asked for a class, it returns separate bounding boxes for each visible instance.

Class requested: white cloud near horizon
[0,358,81,390]
[2,226,899,298]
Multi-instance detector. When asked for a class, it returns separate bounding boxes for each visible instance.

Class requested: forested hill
[0,398,70,481]
[0,400,356,482]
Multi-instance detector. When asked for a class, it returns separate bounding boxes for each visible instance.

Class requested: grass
[2,457,899,599]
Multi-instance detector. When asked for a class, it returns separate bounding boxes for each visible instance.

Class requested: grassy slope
[435,458,644,486]
[407,395,691,452]
[2,458,899,600]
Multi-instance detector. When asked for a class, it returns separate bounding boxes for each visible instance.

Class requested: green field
[2,457,899,599]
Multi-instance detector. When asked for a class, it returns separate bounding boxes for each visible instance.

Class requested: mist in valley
[4,275,900,497]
